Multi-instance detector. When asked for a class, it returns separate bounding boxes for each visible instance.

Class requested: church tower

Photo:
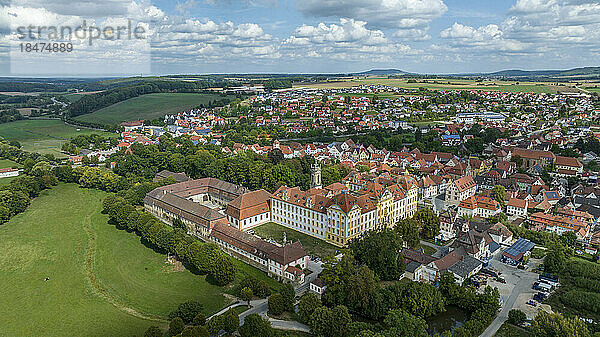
[310,162,322,189]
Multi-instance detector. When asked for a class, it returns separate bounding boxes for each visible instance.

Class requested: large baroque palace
[145,166,419,251]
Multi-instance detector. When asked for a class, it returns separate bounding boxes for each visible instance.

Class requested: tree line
[108,137,349,193]
[102,192,237,287]
[67,80,225,118]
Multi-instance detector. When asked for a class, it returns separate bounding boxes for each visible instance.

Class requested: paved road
[479,256,539,337]
[239,299,268,325]
[215,259,320,333]
[237,298,310,332]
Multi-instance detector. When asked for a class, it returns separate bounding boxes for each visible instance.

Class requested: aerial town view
[2,0,600,337]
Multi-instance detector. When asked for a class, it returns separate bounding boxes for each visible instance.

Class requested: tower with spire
[310,162,322,189]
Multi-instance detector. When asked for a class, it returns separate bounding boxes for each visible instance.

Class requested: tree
[268,292,286,315]
[181,325,208,337]
[383,309,429,337]
[144,326,162,337]
[173,218,186,230]
[530,311,590,337]
[268,148,284,164]
[309,305,352,337]
[241,287,253,306]
[280,283,296,312]
[169,300,204,324]
[349,228,404,280]
[346,265,380,316]
[169,317,185,336]
[507,309,527,326]
[298,292,322,323]
[206,315,223,335]
[397,218,420,249]
[193,312,206,326]
[560,231,577,248]
[384,281,445,319]
[209,254,236,286]
[414,208,440,239]
[544,245,567,274]
[239,313,273,337]
[221,308,239,333]
[490,185,506,207]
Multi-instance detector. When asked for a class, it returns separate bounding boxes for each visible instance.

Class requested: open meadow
[296,77,582,94]
[0,184,249,337]
[74,93,237,125]
[0,119,117,158]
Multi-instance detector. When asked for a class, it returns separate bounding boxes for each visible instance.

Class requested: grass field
[0,184,237,337]
[494,323,532,337]
[74,93,236,125]
[0,119,117,158]
[253,222,339,259]
[0,159,22,169]
[296,77,581,94]
[584,86,600,93]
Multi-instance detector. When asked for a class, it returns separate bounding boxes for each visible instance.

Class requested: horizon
[2,66,600,79]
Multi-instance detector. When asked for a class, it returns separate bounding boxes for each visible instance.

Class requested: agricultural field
[584,86,600,93]
[0,184,240,337]
[253,222,339,259]
[74,93,237,125]
[546,257,600,321]
[0,119,117,158]
[297,77,581,94]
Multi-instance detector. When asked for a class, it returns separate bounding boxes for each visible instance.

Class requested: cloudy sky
[1,0,599,76]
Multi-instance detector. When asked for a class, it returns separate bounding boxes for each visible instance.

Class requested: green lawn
[494,323,532,337]
[585,87,600,93]
[253,222,339,259]
[0,159,21,169]
[0,176,17,185]
[420,244,437,256]
[0,119,117,158]
[234,305,250,315]
[0,184,235,337]
[74,93,236,125]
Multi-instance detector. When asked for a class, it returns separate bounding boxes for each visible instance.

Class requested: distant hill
[353,69,409,76]
[470,67,600,81]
